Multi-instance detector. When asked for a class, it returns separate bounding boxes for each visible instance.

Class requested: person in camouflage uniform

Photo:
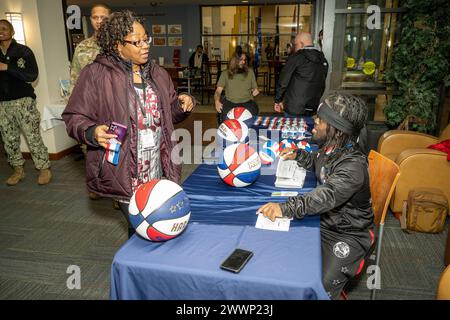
[0,19,52,186]
[68,4,111,96]
[69,4,111,201]
[68,37,102,97]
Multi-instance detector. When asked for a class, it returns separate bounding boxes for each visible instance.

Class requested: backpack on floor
[400,187,448,233]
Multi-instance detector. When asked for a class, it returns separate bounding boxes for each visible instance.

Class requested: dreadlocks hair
[228,51,248,78]
[321,93,368,150]
[96,10,143,57]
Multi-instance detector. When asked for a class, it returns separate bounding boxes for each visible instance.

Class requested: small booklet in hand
[105,122,127,165]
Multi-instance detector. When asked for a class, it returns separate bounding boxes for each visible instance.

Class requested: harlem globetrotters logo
[333,242,350,259]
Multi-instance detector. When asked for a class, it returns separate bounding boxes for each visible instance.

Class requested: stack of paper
[274,159,306,188]
[255,214,291,232]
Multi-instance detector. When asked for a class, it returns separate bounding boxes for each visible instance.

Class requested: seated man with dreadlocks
[257,93,374,300]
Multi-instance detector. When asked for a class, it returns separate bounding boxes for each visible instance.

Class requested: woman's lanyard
[134,68,149,128]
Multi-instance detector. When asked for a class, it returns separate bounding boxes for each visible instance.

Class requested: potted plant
[384,0,450,133]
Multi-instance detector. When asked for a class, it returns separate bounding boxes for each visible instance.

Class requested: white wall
[36,0,72,105]
[1,0,76,155]
[322,0,335,95]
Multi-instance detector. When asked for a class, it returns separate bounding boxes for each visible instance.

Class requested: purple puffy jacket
[62,55,190,200]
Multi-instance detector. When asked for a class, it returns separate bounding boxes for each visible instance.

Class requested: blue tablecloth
[183,163,317,226]
[111,222,328,300]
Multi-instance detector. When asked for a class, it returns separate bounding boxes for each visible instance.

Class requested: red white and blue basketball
[217,143,261,187]
[259,140,280,165]
[225,107,254,126]
[279,139,298,151]
[128,179,191,242]
[297,140,312,152]
[217,119,248,143]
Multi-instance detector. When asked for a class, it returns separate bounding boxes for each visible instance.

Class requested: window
[331,0,405,121]
[332,0,403,89]
[342,12,401,87]
[201,3,313,64]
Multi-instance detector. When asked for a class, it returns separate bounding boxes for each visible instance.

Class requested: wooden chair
[341,150,400,300]
[253,66,268,94]
[367,150,401,299]
[267,60,276,95]
[163,66,189,93]
[437,265,450,300]
[164,67,179,91]
[176,69,190,94]
[207,60,221,85]
[267,60,283,95]
[201,61,218,105]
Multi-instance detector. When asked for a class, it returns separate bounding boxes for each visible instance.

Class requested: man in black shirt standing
[0,19,51,186]
[274,32,328,117]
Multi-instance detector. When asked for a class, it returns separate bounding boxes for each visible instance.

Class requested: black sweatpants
[321,227,374,299]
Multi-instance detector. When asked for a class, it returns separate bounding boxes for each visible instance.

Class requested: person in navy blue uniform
[0,19,51,186]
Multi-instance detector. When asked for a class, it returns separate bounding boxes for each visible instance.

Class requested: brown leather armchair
[377,124,450,214]
[437,265,450,300]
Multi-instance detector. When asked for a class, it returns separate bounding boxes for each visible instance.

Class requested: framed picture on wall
[168,37,182,47]
[152,24,166,35]
[153,37,167,46]
[168,24,182,35]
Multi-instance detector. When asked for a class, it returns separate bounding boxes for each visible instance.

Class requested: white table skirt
[40,104,66,131]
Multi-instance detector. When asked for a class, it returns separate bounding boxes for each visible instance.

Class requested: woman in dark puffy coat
[63,11,195,237]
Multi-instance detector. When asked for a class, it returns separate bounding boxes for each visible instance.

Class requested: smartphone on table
[220,248,253,273]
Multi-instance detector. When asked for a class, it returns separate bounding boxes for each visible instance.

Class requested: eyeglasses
[123,37,152,47]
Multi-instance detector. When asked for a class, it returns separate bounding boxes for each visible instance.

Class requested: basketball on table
[279,139,298,151]
[217,119,249,143]
[128,179,191,242]
[297,140,312,153]
[259,140,280,165]
[217,143,261,187]
[225,106,254,127]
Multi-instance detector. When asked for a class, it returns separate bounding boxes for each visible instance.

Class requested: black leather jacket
[280,145,374,233]
[274,46,328,115]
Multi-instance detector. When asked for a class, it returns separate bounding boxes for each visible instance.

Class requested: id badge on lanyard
[141,128,156,149]
[137,81,157,150]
